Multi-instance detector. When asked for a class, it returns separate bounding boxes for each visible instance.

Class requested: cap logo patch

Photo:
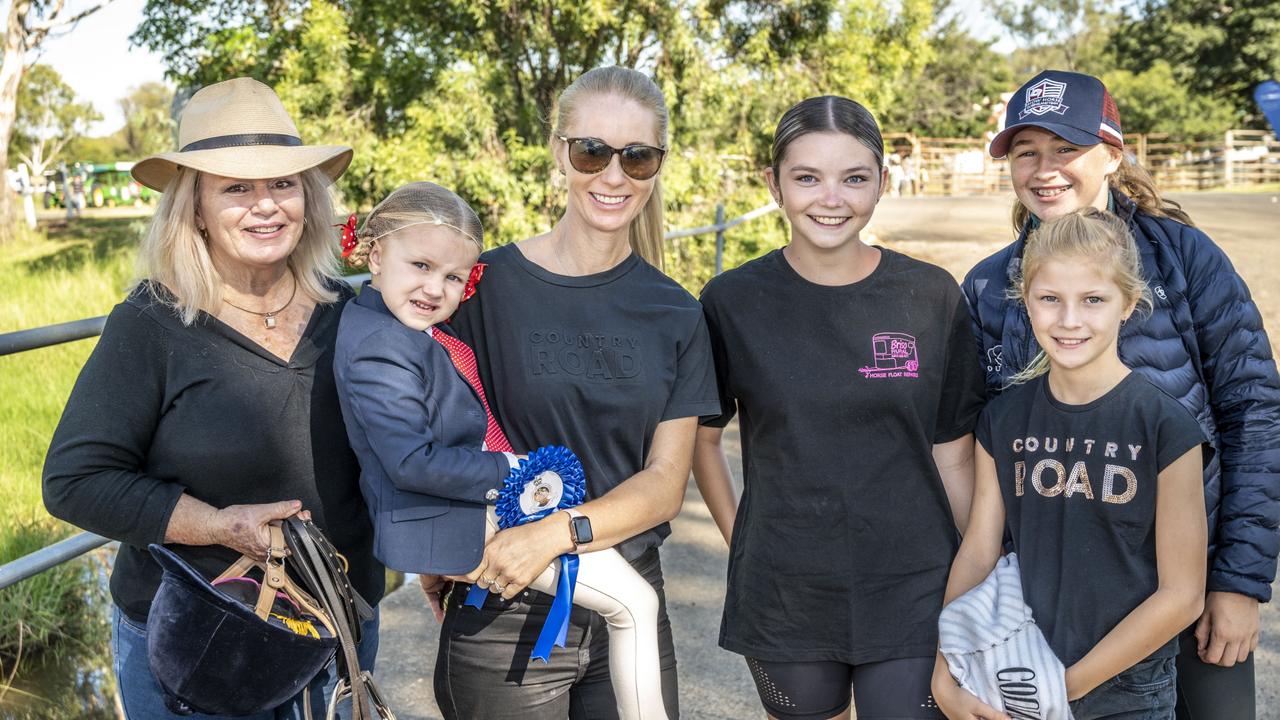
[1020,78,1069,119]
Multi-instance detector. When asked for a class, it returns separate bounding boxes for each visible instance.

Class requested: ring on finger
[479,576,496,585]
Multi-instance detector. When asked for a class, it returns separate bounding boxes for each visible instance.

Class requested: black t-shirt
[450,244,720,560]
[976,372,1207,666]
[700,247,985,664]
[42,283,383,621]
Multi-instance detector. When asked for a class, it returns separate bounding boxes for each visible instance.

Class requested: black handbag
[147,518,394,719]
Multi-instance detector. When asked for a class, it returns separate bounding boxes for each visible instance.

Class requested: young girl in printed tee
[932,209,1208,720]
[333,182,667,720]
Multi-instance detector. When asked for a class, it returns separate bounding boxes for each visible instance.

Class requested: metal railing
[0,202,776,591]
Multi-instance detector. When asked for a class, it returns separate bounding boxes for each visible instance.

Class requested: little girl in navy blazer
[333,182,667,720]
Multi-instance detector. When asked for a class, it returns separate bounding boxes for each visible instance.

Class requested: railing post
[714,203,725,276]
[1224,130,1234,188]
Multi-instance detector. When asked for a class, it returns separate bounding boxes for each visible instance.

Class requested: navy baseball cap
[990,70,1124,158]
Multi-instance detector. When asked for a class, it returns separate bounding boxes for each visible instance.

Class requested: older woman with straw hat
[43,77,384,718]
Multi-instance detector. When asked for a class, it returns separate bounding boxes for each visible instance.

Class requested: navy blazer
[334,283,509,574]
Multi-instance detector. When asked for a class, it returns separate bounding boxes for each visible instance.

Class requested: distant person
[43,77,383,718]
[694,95,984,720]
[60,168,74,220]
[70,172,86,216]
[963,69,1280,720]
[901,150,919,196]
[934,209,1209,720]
[887,152,905,198]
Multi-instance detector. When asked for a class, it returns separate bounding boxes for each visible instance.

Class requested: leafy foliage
[988,0,1119,75]
[1111,0,1280,127]
[118,82,176,158]
[1102,61,1238,137]
[127,0,1272,285]
[132,0,941,289]
[881,6,1014,138]
[8,65,101,179]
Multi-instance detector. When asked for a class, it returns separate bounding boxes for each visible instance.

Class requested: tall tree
[1112,0,1280,127]
[133,0,936,289]
[1102,61,1236,137]
[881,2,1014,138]
[988,0,1118,74]
[118,81,174,158]
[9,64,100,181]
[1,0,113,241]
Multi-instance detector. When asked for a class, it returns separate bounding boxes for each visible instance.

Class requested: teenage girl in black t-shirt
[932,209,1208,720]
[694,96,985,720]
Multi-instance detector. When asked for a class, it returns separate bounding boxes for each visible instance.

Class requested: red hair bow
[462,263,487,302]
[337,213,358,258]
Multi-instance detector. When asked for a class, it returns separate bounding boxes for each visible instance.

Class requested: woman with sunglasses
[428,65,718,720]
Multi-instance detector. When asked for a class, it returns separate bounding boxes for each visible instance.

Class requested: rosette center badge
[520,472,564,515]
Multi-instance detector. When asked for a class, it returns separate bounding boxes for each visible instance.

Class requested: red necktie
[431,330,513,453]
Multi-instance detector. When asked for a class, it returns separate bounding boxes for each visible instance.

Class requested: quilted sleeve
[1181,225,1280,601]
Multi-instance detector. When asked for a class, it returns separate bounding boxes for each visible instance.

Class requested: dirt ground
[869,192,1280,360]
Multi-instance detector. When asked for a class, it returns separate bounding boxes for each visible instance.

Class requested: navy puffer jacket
[964,191,1280,602]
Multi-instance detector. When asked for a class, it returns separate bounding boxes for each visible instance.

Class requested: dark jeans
[1174,627,1256,720]
[434,547,678,720]
[112,604,380,719]
[1069,657,1176,720]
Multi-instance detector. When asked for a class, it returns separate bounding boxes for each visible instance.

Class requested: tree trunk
[0,2,29,244]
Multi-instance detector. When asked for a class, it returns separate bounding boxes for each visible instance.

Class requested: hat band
[180,133,303,153]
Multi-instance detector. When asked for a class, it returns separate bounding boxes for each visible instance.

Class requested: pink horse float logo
[858,332,920,379]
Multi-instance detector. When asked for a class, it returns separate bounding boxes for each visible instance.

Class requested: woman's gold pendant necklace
[222,275,297,330]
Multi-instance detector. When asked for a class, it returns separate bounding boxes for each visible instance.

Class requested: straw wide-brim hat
[132,77,353,192]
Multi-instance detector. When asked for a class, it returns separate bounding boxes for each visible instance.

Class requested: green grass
[0,217,145,671]
[0,217,144,520]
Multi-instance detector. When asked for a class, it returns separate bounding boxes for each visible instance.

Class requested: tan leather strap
[255,524,289,619]
[209,523,337,634]
[213,556,257,582]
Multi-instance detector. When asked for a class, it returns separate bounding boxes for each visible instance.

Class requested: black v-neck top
[43,281,383,621]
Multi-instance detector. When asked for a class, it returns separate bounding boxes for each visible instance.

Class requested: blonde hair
[1012,151,1193,233]
[551,66,668,270]
[1006,208,1153,385]
[343,181,483,269]
[137,167,342,326]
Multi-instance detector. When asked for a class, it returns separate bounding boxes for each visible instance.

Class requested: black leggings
[1174,629,1255,720]
[745,656,944,720]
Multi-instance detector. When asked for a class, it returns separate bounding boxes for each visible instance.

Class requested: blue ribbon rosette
[463,445,586,662]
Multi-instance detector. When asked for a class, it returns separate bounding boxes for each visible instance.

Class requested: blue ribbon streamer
[462,446,586,659]
[531,554,578,662]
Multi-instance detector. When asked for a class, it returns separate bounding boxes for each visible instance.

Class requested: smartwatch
[565,508,593,551]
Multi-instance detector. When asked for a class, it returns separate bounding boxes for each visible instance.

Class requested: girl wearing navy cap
[962,69,1280,720]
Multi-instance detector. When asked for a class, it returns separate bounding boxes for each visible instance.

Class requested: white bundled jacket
[938,553,1072,720]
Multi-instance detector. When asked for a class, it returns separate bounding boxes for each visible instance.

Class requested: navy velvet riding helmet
[146,544,338,715]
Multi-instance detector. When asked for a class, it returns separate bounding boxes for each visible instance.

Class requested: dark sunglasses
[557,136,667,180]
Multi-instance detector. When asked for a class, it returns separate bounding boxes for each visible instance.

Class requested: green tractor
[43,162,158,209]
[85,162,157,207]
